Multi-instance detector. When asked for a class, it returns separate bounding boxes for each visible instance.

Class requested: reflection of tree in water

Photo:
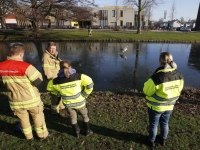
[188,44,200,70]
[0,43,9,62]
[34,42,49,92]
[23,43,40,67]
[112,43,141,91]
[133,43,140,90]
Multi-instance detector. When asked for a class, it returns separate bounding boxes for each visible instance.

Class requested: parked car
[176,27,181,31]
[180,27,185,31]
[184,27,191,32]
[172,27,176,31]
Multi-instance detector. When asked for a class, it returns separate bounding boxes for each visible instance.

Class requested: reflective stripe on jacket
[47,73,93,109]
[0,57,43,110]
[143,67,184,112]
[42,50,61,80]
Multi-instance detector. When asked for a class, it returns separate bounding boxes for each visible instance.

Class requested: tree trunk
[32,20,39,32]
[57,19,60,27]
[0,17,5,29]
[137,0,142,34]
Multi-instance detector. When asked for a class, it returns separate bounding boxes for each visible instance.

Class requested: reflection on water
[188,44,200,70]
[0,42,200,92]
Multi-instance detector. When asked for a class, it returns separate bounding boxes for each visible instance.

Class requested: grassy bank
[0,30,200,42]
[0,87,200,149]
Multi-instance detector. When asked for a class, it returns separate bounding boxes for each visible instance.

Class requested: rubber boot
[146,136,155,147]
[160,139,165,146]
[72,123,80,138]
[39,131,54,141]
[83,122,93,136]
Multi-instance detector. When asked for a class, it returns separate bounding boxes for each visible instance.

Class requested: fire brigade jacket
[0,57,43,110]
[47,73,94,109]
[143,66,184,112]
[42,50,61,80]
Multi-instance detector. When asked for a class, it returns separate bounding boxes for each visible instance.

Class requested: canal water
[0,42,200,92]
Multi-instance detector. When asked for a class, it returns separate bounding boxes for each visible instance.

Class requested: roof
[4,14,16,19]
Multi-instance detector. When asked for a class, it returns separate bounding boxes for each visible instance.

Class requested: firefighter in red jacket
[0,44,53,140]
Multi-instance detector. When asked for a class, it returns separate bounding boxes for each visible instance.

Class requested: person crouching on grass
[47,60,94,137]
[143,52,184,147]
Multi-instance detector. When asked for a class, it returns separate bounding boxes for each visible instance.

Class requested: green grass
[0,87,200,149]
[0,30,200,41]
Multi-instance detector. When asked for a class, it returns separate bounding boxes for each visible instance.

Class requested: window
[112,10,115,17]
[111,22,116,27]
[120,20,123,27]
[120,10,123,17]
[94,13,96,17]
[99,10,108,26]
[126,22,132,27]
[99,10,108,20]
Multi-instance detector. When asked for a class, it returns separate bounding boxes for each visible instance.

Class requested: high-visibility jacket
[143,66,184,112]
[42,50,61,80]
[47,73,94,109]
[0,57,43,110]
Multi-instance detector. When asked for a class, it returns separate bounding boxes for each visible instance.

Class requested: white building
[92,6,148,28]
[160,22,168,27]
[169,20,181,28]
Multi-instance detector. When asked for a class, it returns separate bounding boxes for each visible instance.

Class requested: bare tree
[0,0,13,29]
[157,17,163,27]
[114,0,120,28]
[123,0,164,34]
[145,5,153,21]
[11,0,96,34]
[170,0,176,21]
[144,5,153,28]
[180,17,184,24]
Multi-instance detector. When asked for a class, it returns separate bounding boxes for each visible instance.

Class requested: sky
[94,0,200,21]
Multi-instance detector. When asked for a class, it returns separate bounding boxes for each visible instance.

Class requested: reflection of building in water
[89,43,93,51]
[188,44,200,70]
[0,43,9,62]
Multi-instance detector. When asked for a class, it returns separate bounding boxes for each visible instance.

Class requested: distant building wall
[92,6,148,28]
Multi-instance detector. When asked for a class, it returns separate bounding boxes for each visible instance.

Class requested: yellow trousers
[14,101,49,140]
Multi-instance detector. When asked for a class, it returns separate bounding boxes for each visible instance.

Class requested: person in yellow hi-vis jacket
[47,60,94,137]
[42,42,65,114]
[143,52,184,147]
[0,44,53,140]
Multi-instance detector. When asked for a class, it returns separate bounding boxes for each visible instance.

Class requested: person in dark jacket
[143,52,184,147]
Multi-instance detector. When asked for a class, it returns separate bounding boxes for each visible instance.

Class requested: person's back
[0,58,41,109]
[47,60,94,137]
[145,66,184,112]
[0,44,52,140]
[143,52,184,147]
[50,73,92,108]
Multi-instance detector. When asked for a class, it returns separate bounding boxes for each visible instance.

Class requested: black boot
[145,136,155,147]
[160,139,165,146]
[83,122,93,136]
[39,131,54,141]
[72,123,80,138]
